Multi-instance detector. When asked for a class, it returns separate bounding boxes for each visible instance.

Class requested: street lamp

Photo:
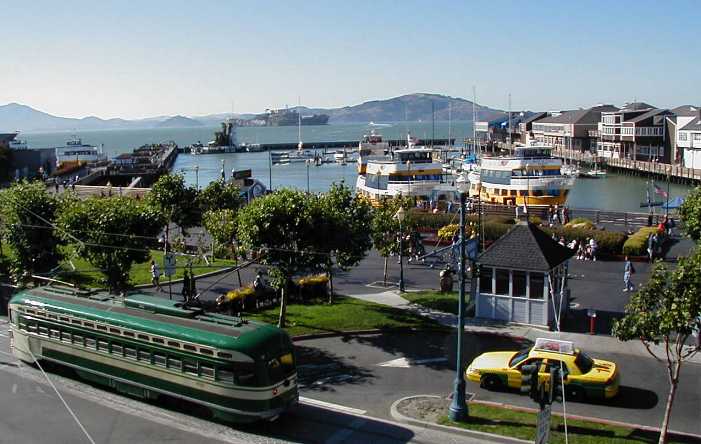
[306,159,311,193]
[525,163,530,221]
[449,173,470,421]
[194,164,200,190]
[394,207,407,292]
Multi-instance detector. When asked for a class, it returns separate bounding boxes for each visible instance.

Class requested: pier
[177,138,457,154]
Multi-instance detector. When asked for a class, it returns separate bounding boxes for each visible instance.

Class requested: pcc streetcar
[7,285,298,423]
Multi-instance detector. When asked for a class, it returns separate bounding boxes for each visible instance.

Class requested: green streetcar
[8,286,298,423]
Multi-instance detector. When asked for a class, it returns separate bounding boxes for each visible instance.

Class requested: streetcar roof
[9,287,289,355]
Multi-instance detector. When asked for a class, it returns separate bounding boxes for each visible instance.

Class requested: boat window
[98,340,109,352]
[153,354,167,367]
[184,361,198,376]
[168,358,182,371]
[112,344,123,355]
[124,347,137,359]
[200,365,215,379]
[138,350,151,362]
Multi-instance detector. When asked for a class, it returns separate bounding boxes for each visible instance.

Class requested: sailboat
[639,179,664,208]
[583,154,607,178]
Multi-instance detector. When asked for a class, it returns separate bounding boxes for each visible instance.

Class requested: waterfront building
[667,105,700,167]
[516,112,549,144]
[531,105,618,152]
[0,132,56,180]
[596,103,672,162]
[475,222,573,330]
[677,112,701,169]
[0,133,16,150]
[475,113,528,145]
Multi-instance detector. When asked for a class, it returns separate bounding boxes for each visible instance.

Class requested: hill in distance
[0,93,508,132]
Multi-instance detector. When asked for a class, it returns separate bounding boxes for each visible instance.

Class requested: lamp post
[449,174,471,421]
[194,164,200,190]
[306,159,311,193]
[395,207,407,293]
[525,163,530,222]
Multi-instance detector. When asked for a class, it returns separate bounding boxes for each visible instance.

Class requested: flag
[653,183,668,198]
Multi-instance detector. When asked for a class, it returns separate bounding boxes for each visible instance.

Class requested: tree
[0,181,63,279]
[612,249,701,444]
[370,196,415,285]
[198,180,243,214]
[678,186,701,242]
[314,183,373,302]
[202,208,237,258]
[0,146,13,183]
[57,196,165,292]
[147,174,199,244]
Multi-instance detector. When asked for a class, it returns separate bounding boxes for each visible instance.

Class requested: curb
[291,327,527,342]
[389,395,530,444]
[133,265,238,290]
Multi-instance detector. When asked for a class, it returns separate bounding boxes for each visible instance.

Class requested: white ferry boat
[356,129,390,175]
[55,138,105,166]
[468,145,574,207]
[356,147,445,203]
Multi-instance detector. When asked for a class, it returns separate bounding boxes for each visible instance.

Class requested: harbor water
[20,123,694,213]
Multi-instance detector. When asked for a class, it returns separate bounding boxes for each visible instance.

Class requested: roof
[626,108,669,123]
[478,222,574,272]
[521,112,549,125]
[536,105,618,125]
[0,133,17,143]
[671,105,700,117]
[620,102,656,111]
[680,117,701,132]
[10,287,287,354]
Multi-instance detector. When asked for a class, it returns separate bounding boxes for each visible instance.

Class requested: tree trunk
[659,361,681,444]
[278,284,288,328]
[383,256,388,286]
[328,265,334,304]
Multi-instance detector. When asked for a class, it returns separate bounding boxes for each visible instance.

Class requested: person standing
[563,206,570,225]
[589,237,598,261]
[181,270,191,302]
[647,233,655,263]
[623,256,635,292]
[150,260,162,292]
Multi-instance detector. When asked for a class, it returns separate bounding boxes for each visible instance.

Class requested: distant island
[0,93,507,132]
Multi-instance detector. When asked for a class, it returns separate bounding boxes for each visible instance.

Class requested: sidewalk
[345,289,701,365]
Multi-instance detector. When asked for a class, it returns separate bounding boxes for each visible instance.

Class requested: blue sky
[2,0,699,119]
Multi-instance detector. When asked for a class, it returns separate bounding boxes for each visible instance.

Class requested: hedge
[541,226,627,256]
[565,217,595,230]
[622,226,660,256]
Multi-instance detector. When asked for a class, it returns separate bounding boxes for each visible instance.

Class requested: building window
[512,271,527,297]
[495,269,510,295]
[679,133,688,141]
[693,133,701,142]
[479,267,493,293]
[529,273,545,299]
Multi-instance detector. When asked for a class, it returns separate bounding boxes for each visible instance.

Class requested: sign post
[164,253,176,300]
[535,403,551,444]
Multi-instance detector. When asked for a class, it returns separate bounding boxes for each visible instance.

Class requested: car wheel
[566,385,584,401]
[480,375,502,391]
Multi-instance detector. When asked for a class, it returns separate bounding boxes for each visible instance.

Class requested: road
[0,322,493,444]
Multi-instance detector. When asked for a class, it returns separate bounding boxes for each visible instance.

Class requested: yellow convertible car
[465,338,619,400]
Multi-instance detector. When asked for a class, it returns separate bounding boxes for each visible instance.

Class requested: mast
[297,96,302,151]
[448,101,452,151]
[472,86,477,157]
[508,93,512,151]
[431,100,435,148]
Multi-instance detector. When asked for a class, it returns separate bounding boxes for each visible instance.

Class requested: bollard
[588,309,597,335]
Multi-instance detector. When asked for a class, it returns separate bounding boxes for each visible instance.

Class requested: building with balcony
[677,113,701,169]
[596,103,673,162]
[531,105,618,152]
[517,112,549,144]
[666,105,700,166]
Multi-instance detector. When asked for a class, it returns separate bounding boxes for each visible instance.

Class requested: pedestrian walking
[555,205,562,224]
[563,206,570,225]
[54,179,59,193]
[150,260,162,291]
[623,256,635,292]
[647,233,655,263]
[181,270,191,302]
[588,237,598,261]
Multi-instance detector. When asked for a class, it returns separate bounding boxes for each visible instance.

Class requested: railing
[606,157,701,181]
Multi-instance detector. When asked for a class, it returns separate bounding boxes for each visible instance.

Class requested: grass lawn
[246,295,448,337]
[401,290,461,315]
[56,249,236,288]
[440,403,697,444]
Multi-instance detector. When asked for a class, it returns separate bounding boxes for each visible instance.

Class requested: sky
[2,0,700,119]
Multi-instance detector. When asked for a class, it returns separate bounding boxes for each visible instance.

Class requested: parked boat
[55,137,106,167]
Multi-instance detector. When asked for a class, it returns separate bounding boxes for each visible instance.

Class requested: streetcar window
[38,326,48,336]
[153,354,166,367]
[234,363,258,386]
[71,319,81,325]
[183,344,197,352]
[50,329,60,340]
[200,365,214,379]
[137,334,149,341]
[26,309,36,315]
[183,361,198,376]
[124,347,137,359]
[47,314,57,320]
[84,322,94,328]
[152,338,164,344]
[217,368,234,383]
[217,352,232,359]
[109,328,121,334]
[96,325,107,331]
[112,344,123,355]
[61,332,72,343]
[123,331,134,337]
[59,316,69,322]
[73,335,84,345]
[167,358,182,371]
[168,341,180,348]
[200,349,213,356]
[98,340,109,352]
[138,350,151,362]
[86,338,96,349]
[28,323,38,333]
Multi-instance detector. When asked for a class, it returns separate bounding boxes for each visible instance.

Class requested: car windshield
[509,349,530,367]
[574,351,594,373]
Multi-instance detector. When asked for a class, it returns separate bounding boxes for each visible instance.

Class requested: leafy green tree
[370,196,415,285]
[0,181,63,279]
[0,146,13,183]
[147,174,199,243]
[679,186,701,242]
[57,197,165,292]
[202,209,237,258]
[612,249,701,444]
[198,180,243,214]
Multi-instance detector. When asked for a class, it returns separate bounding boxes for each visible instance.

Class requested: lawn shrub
[565,217,595,230]
[622,226,660,256]
[541,226,627,256]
